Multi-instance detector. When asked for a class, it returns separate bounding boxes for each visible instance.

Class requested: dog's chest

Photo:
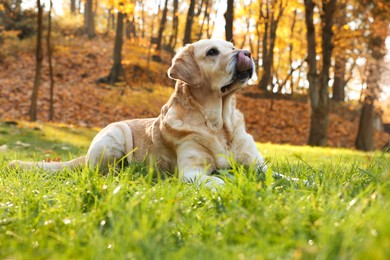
[177,116,237,170]
[163,102,244,168]
[211,124,238,166]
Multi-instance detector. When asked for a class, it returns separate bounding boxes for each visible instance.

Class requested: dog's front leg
[233,133,268,172]
[177,142,224,188]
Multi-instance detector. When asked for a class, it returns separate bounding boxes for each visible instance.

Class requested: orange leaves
[237,92,310,145]
[238,88,389,149]
[0,36,388,150]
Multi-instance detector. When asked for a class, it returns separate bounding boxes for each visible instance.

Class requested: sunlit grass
[0,121,97,161]
[102,83,173,113]
[0,121,389,259]
[259,142,381,165]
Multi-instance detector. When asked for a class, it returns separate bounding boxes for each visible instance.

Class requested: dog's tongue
[236,52,251,72]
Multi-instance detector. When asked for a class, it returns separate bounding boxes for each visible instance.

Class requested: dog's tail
[9,156,86,172]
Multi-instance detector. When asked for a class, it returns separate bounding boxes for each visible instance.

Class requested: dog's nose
[237,50,252,72]
[242,50,251,58]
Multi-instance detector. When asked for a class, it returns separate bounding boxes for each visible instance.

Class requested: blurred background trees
[0,0,389,150]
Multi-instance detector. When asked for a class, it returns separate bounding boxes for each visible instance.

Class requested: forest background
[0,0,389,151]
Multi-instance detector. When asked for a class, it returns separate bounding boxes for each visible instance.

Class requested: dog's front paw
[204,176,225,190]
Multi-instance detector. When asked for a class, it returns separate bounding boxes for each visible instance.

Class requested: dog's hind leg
[85,122,134,172]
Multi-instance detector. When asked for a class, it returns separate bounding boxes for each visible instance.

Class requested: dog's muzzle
[221,50,254,94]
[236,50,253,76]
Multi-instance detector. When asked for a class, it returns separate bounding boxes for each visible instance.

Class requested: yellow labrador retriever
[10,39,267,186]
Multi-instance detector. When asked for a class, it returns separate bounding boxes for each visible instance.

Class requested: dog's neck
[173,81,236,131]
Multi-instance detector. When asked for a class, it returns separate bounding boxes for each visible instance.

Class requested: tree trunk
[83,1,88,28]
[276,9,298,94]
[258,3,269,91]
[140,1,145,38]
[356,64,376,151]
[355,59,381,151]
[355,102,374,151]
[254,4,261,70]
[258,0,285,91]
[85,0,95,38]
[197,0,210,41]
[205,1,214,39]
[285,9,297,94]
[332,58,346,101]
[183,0,196,44]
[126,15,137,39]
[111,12,116,31]
[70,0,76,14]
[103,9,125,84]
[355,3,388,150]
[147,13,156,81]
[304,0,317,106]
[308,104,330,146]
[155,0,169,51]
[305,0,336,146]
[259,23,271,90]
[195,0,205,16]
[29,0,44,122]
[106,8,113,35]
[168,0,179,51]
[47,0,55,121]
[240,1,253,49]
[94,0,98,14]
[224,0,234,43]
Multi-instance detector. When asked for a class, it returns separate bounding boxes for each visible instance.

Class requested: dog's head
[168,39,256,96]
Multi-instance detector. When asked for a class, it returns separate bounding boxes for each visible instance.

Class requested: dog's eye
[206,48,219,56]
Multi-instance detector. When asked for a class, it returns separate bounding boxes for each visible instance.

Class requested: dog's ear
[168,45,203,87]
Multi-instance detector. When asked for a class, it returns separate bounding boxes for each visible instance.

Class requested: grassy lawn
[1,121,389,259]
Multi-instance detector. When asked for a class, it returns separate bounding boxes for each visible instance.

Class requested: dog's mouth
[221,51,254,95]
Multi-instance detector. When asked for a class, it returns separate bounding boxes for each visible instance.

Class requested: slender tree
[168,0,179,51]
[29,0,44,122]
[106,7,114,35]
[183,0,196,44]
[239,0,253,50]
[155,0,169,51]
[205,0,217,38]
[126,15,137,39]
[140,0,146,38]
[332,58,346,101]
[84,0,95,38]
[276,9,301,94]
[197,0,210,41]
[224,0,234,43]
[304,0,336,146]
[258,0,286,91]
[331,1,349,102]
[70,0,76,14]
[355,66,376,151]
[47,0,55,121]
[100,3,125,84]
[355,16,388,150]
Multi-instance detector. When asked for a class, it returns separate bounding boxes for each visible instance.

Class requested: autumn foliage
[0,35,388,149]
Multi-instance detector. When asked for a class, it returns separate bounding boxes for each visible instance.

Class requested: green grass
[1,121,390,259]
